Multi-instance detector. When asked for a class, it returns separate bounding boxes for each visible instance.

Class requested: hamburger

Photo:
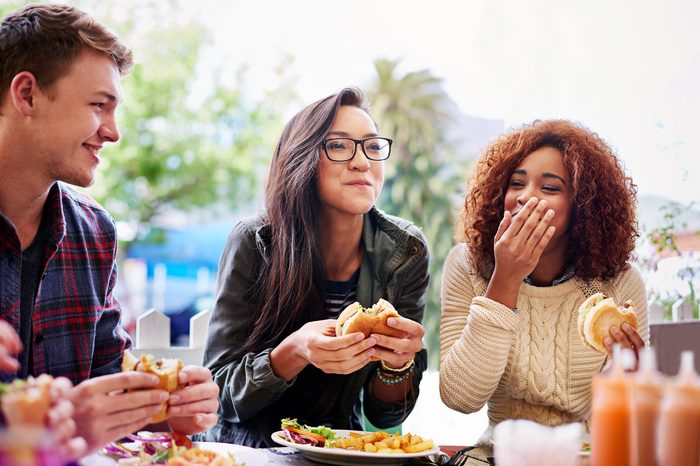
[121,350,183,423]
[335,299,404,362]
[0,374,52,427]
[577,293,638,353]
[335,299,404,339]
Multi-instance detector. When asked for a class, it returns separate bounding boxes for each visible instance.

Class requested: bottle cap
[679,351,696,377]
[609,344,634,373]
[620,347,636,371]
[638,346,657,373]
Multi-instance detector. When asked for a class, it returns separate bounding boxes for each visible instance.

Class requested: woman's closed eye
[541,185,562,192]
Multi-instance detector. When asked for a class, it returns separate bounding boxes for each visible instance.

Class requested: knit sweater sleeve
[439,244,520,414]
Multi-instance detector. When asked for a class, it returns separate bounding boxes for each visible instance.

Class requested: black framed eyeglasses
[321,137,393,162]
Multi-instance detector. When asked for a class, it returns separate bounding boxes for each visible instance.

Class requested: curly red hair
[459,120,638,281]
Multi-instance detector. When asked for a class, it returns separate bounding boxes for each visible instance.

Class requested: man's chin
[59,173,96,189]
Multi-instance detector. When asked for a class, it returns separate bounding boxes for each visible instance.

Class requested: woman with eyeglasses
[201,87,429,447]
[439,120,648,445]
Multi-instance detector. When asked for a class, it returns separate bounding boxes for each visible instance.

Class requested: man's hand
[68,372,168,452]
[0,321,21,372]
[166,366,220,435]
[48,377,87,462]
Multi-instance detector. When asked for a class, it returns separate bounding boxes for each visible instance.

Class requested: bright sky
[177,0,700,204]
[180,1,699,204]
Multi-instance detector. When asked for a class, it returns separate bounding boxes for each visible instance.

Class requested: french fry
[332,431,434,454]
[405,439,435,453]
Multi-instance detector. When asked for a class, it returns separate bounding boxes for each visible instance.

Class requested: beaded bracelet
[375,367,411,385]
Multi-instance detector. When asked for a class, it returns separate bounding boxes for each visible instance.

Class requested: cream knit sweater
[439,244,649,443]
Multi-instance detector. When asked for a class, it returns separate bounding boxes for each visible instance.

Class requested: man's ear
[9,71,41,116]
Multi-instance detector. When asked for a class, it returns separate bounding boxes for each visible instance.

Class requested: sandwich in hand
[280,418,335,447]
[335,299,404,361]
[577,293,638,353]
[335,299,404,339]
[122,350,183,423]
[0,374,52,427]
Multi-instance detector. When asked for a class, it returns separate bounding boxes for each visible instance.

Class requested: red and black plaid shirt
[0,182,130,384]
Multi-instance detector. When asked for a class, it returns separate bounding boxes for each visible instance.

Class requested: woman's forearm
[269,333,308,381]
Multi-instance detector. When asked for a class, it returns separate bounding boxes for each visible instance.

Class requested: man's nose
[99,117,120,143]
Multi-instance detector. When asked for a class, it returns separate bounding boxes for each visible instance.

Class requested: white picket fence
[129,298,700,444]
[131,308,212,366]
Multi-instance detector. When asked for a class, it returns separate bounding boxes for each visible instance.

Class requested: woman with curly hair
[439,119,648,443]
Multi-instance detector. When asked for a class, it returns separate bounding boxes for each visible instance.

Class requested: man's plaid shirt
[0,182,130,384]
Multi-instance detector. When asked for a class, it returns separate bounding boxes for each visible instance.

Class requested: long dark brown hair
[233,87,369,358]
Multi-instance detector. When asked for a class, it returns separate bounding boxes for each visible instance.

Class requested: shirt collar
[524,264,576,286]
[44,182,67,247]
[0,182,66,251]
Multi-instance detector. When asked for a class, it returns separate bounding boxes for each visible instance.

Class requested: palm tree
[369,59,465,368]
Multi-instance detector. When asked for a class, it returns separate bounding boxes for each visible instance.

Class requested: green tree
[0,2,23,16]
[78,1,296,247]
[369,59,468,368]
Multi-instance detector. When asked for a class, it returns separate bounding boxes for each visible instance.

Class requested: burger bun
[122,350,183,422]
[577,293,638,353]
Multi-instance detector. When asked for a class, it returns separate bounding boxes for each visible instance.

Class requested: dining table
[80,443,593,466]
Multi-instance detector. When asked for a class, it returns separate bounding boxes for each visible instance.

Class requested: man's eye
[92,102,105,109]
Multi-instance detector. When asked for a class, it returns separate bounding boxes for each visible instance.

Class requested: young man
[0,4,219,456]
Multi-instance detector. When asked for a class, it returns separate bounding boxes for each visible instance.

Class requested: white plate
[193,441,255,456]
[271,429,440,466]
[80,441,254,465]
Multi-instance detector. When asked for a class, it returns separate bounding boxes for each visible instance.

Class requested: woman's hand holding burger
[270,319,379,380]
[335,300,423,370]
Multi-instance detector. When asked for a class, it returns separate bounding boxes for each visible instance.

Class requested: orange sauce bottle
[657,351,700,466]
[591,345,635,466]
[629,346,663,466]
